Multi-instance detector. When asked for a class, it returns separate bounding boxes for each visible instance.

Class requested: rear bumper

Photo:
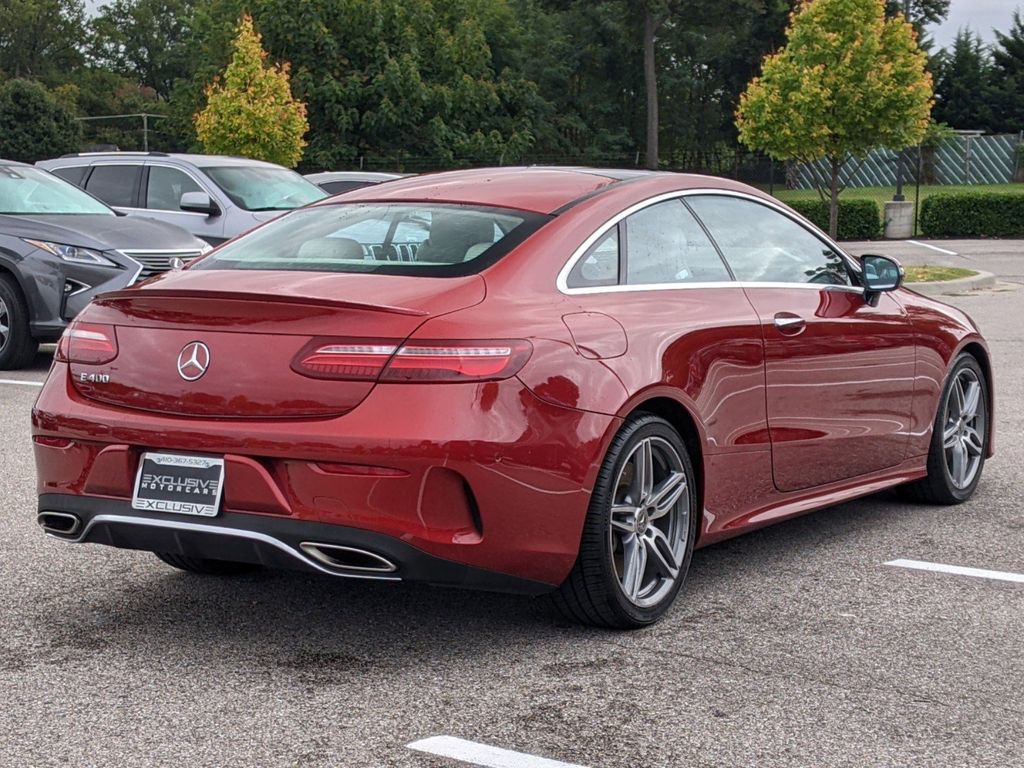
[33,364,618,586]
[37,494,551,594]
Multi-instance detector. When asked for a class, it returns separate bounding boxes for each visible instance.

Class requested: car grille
[122,250,205,281]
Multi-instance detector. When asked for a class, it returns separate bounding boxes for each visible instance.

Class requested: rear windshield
[195,203,550,276]
[203,166,326,211]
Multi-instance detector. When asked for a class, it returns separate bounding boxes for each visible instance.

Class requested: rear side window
[146,166,203,210]
[51,166,89,186]
[84,165,141,208]
[625,200,730,285]
[195,203,550,277]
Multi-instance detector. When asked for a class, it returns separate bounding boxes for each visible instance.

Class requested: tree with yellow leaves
[194,14,308,168]
[736,0,933,238]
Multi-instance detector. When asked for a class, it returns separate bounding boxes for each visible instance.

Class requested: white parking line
[885,559,1024,584]
[0,378,43,388]
[407,736,589,768]
[905,240,959,256]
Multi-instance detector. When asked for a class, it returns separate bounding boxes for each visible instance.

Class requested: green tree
[88,0,197,98]
[194,14,309,167]
[991,10,1024,132]
[0,0,86,79]
[737,0,932,237]
[884,0,949,32]
[230,0,544,170]
[933,28,995,129]
[0,79,81,161]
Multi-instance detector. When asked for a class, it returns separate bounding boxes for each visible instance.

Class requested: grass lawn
[773,183,1024,209]
[903,265,977,283]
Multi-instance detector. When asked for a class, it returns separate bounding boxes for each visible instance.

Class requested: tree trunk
[828,155,841,239]
[643,10,659,170]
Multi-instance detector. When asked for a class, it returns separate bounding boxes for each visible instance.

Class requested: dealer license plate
[131,453,225,517]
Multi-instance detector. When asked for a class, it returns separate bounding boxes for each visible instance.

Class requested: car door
[141,164,227,244]
[687,194,916,492]
[564,197,768,457]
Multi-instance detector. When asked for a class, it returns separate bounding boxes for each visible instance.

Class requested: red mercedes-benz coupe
[32,168,993,628]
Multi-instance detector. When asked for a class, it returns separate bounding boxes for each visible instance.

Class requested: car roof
[314,166,762,215]
[40,152,289,170]
[305,171,406,183]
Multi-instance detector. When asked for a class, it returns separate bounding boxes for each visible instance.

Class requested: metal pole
[893,0,911,201]
[142,114,149,152]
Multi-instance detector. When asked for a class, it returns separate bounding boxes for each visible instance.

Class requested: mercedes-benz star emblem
[177,341,210,381]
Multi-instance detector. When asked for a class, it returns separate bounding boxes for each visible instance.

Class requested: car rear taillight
[292,339,532,383]
[55,322,119,364]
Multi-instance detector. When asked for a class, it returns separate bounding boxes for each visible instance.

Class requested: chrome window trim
[556,188,860,296]
[57,514,402,582]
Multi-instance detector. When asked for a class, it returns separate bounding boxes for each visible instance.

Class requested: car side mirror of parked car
[180,192,220,217]
[860,254,903,304]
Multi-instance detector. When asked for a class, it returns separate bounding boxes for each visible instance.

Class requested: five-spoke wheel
[902,352,989,504]
[608,436,689,608]
[553,413,696,628]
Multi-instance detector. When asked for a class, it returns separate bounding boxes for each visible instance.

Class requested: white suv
[38,153,326,245]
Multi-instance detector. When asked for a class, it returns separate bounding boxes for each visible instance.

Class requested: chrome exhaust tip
[299,542,398,574]
[37,511,82,537]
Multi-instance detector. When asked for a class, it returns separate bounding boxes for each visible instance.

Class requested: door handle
[773,313,806,334]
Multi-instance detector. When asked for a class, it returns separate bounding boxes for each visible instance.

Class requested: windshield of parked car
[194,203,549,276]
[0,166,114,215]
[203,166,327,211]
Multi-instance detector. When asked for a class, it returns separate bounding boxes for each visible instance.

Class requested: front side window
[84,164,141,208]
[203,166,327,211]
[687,195,852,286]
[0,166,114,215]
[146,166,203,210]
[625,200,731,285]
[194,203,547,276]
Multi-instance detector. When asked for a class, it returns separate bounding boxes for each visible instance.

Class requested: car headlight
[23,239,119,267]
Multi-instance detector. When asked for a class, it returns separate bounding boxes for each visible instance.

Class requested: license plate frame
[131,452,225,517]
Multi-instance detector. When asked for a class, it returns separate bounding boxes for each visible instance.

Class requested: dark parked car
[33,168,992,628]
[304,171,406,195]
[0,161,209,369]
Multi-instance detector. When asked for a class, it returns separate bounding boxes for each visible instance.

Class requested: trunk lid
[71,270,485,418]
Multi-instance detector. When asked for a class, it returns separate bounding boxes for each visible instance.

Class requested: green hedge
[920,192,1024,237]
[786,199,882,240]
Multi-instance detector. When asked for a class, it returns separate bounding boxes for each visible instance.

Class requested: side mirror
[179,191,220,216]
[860,254,903,298]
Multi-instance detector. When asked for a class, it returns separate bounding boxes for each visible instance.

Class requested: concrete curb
[905,270,996,296]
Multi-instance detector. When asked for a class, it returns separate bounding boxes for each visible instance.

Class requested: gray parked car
[0,160,209,369]
[38,153,326,245]
[304,171,406,195]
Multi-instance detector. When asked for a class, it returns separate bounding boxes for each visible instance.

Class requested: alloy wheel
[943,367,985,490]
[608,436,689,608]
[0,296,9,353]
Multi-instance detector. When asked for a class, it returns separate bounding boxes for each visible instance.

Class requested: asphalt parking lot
[2,239,1022,768]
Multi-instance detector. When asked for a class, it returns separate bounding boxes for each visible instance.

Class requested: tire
[900,353,988,505]
[0,275,39,370]
[154,551,260,576]
[552,413,698,629]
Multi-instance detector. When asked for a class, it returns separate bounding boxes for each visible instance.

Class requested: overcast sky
[931,0,1020,49]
